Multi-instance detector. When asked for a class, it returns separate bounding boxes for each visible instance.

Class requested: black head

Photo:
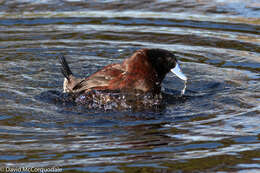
[146,48,178,80]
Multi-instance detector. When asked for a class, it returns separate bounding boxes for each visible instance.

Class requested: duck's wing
[71,63,125,93]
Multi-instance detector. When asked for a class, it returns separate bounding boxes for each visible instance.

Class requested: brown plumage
[59,48,187,102]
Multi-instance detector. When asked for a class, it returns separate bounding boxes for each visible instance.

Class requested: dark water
[0,0,260,172]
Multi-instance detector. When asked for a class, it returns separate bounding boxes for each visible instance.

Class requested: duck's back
[71,63,125,92]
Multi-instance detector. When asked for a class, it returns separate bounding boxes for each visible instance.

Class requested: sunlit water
[0,0,260,172]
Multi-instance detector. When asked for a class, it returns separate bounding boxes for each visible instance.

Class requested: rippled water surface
[0,0,260,172]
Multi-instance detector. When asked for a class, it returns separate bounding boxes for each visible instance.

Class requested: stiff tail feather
[59,55,73,81]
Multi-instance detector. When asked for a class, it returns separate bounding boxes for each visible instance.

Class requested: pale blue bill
[170,63,187,81]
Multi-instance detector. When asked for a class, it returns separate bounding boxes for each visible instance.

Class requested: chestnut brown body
[59,48,187,110]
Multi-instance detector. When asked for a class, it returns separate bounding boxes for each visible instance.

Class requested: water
[0,0,260,172]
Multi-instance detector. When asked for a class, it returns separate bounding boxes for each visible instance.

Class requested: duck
[59,48,187,110]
